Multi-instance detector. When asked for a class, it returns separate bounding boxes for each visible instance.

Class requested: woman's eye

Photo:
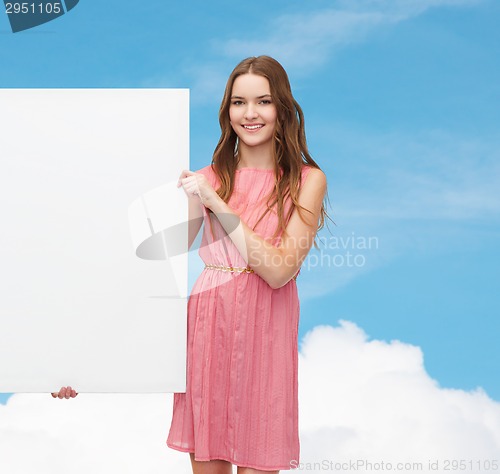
[232,101,243,105]
[259,100,272,105]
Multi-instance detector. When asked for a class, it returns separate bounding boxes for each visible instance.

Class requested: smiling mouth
[242,124,264,131]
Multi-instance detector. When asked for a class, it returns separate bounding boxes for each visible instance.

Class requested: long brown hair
[208,55,334,249]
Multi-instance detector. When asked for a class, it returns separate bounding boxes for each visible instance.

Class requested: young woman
[53,55,331,474]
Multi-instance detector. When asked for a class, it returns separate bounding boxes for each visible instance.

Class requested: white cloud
[298,321,500,472]
[213,10,393,72]
[211,0,481,75]
[1,321,499,473]
[0,393,190,473]
[321,126,500,221]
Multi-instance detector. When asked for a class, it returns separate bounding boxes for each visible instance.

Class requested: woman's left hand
[177,170,222,211]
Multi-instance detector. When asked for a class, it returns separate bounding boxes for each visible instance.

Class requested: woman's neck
[236,143,274,170]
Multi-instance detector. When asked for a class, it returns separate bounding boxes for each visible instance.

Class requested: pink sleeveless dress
[167,164,313,471]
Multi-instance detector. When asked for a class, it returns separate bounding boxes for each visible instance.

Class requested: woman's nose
[244,105,258,120]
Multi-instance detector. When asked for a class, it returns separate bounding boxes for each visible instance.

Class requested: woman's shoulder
[301,164,312,175]
[297,165,327,206]
[301,164,326,183]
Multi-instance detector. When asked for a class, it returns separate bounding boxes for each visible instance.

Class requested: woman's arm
[210,168,327,289]
[187,195,204,251]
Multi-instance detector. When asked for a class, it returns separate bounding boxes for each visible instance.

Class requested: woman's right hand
[51,386,78,399]
[177,170,221,210]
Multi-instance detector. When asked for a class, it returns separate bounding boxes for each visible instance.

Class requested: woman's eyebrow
[230,94,272,99]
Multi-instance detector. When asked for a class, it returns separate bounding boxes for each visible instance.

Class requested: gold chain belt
[204,263,298,281]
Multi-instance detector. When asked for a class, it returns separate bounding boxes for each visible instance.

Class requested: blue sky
[0,0,498,406]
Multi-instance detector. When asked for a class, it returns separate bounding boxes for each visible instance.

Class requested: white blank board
[0,89,189,393]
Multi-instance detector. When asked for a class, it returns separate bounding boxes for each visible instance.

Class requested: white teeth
[243,124,263,130]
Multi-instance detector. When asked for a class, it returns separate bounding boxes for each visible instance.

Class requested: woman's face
[229,73,277,151]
